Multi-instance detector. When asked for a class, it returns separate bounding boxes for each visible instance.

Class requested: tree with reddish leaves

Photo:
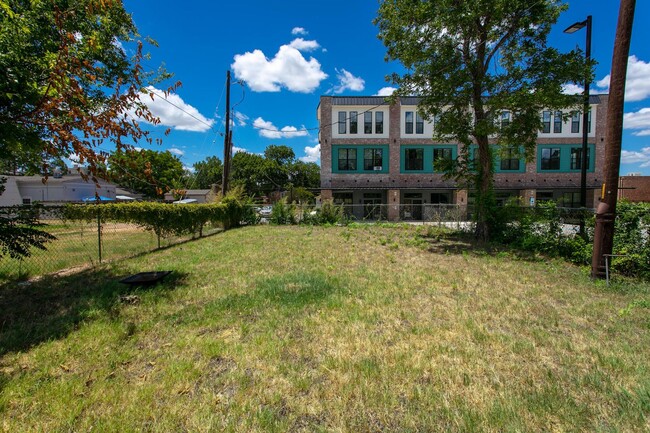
[0,0,176,181]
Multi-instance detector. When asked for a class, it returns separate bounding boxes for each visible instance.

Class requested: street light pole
[564,15,592,238]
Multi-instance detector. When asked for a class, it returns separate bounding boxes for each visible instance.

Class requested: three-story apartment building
[317,95,608,220]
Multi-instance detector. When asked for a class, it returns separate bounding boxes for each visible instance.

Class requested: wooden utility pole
[591,0,636,278]
[221,70,232,196]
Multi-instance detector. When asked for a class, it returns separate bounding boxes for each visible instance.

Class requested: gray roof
[331,97,390,106]
[329,94,605,106]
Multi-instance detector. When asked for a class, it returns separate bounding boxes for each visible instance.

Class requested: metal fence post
[97,205,102,264]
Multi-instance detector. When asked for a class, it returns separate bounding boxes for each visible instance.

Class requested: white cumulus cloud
[300,144,320,163]
[288,38,320,52]
[562,83,585,95]
[253,117,309,139]
[232,41,328,93]
[596,55,650,102]
[232,146,247,154]
[332,69,365,94]
[624,107,650,136]
[134,86,214,132]
[375,87,397,96]
[291,27,308,36]
[168,147,184,156]
[233,111,249,126]
[621,147,650,168]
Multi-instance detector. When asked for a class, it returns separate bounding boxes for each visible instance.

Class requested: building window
[560,192,581,208]
[554,111,562,133]
[430,192,451,204]
[350,111,358,134]
[375,112,383,134]
[433,148,452,170]
[570,147,590,170]
[571,112,580,133]
[338,112,346,134]
[405,111,414,134]
[338,148,357,171]
[333,192,353,205]
[416,113,424,134]
[540,147,560,170]
[536,191,554,203]
[501,111,511,129]
[364,112,372,134]
[22,197,32,205]
[364,148,383,171]
[405,148,424,170]
[542,111,551,133]
[588,109,592,133]
[500,147,520,171]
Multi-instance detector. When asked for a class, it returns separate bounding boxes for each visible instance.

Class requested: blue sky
[118,0,650,175]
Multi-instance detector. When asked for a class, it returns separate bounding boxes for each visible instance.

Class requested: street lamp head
[564,20,587,34]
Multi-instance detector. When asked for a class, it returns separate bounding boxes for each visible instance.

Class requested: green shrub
[611,201,650,279]
[62,200,247,242]
[496,199,650,279]
[316,200,345,225]
[270,198,297,225]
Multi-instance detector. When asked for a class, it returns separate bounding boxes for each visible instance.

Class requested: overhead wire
[102,0,551,194]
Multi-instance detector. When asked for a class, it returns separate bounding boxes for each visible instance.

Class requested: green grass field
[1,225,649,432]
[0,221,220,283]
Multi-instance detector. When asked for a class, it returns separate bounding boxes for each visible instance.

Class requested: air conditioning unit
[373,166,383,171]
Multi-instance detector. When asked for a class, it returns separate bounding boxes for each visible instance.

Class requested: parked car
[258,206,272,217]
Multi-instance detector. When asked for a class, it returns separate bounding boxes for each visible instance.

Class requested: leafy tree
[0,202,56,260]
[290,160,320,189]
[0,0,174,179]
[192,156,223,189]
[108,149,184,198]
[230,151,268,195]
[227,146,319,197]
[264,145,295,166]
[376,0,587,240]
[263,145,295,192]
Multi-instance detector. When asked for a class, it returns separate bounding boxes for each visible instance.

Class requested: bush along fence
[493,200,650,280]
[0,200,253,282]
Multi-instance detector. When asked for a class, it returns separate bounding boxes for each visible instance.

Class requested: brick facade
[317,95,609,213]
[618,176,650,202]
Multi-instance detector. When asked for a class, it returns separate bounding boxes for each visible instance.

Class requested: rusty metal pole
[592,0,636,278]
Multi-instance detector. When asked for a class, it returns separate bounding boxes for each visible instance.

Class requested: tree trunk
[474,136,494,242]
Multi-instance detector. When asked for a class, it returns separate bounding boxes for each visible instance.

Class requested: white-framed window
[338,111,346,134]
[542,111,551,133]
[364,112,372,134]
[405,111,414,134]
[375,111,384,134]
[415,113,424,134]
[571,112,580,133]
[350,111,358,134]
[554,111,562,133]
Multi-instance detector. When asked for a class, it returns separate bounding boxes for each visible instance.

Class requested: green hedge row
[62,200,250,239]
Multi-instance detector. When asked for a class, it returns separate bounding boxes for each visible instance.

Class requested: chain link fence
[0,205,222,282]
[1,203,601,283]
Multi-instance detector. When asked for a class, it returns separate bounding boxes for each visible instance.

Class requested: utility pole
[221,70,232,196]
[591,0,636,278]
